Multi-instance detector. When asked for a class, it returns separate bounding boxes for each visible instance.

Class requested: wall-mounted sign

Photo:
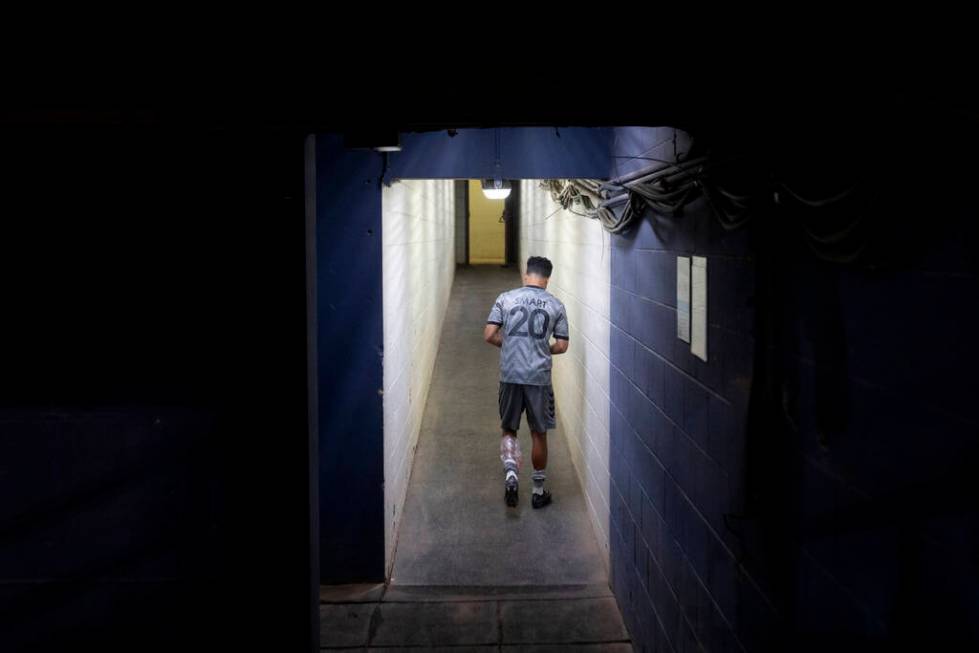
[691,256,707,362]
[677,256,691,343]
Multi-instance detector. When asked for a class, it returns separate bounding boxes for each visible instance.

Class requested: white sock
[532,468,546,495]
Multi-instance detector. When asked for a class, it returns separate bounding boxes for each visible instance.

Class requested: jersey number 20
[508,306,549,339]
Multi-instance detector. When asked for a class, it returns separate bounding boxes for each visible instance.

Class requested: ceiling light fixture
[481,127,510,199]
[481,178,511,200]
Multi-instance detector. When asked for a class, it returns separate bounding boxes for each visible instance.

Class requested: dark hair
[526,256,553,278]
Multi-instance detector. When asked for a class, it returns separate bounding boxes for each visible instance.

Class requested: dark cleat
[505,477,518,507]
[532,490,552,509]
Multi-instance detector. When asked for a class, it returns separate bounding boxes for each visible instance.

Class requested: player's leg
[498,382,524,507]
[530,430,548,471]
[524,385,556,508]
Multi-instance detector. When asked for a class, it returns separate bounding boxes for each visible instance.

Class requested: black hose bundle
[541,153,864,262]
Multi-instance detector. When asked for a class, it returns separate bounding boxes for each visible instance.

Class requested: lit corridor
[320,265,630,650]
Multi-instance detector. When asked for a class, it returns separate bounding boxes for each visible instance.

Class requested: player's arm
[485,296,505,347]
[550,307,570,354]
[484,323,503,348]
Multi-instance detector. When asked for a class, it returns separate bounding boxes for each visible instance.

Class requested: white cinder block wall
[382,180,455,572]
[519,180,612,570]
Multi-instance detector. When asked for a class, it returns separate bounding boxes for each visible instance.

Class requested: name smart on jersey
[519,297,547,308]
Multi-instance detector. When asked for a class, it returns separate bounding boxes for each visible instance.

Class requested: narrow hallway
[321,265,631,650]
[391,265,606,585]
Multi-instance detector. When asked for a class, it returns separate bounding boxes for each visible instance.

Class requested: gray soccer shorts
[499,382,556,433]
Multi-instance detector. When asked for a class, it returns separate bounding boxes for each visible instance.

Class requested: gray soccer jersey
[487,285,570,385]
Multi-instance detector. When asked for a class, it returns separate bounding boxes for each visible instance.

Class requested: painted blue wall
[606,126,979,650]
[315,127,612,581]
[315,135,386,582]
[387,127,612,180]
[607,127,754,652]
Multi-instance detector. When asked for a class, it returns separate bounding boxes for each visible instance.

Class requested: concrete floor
[320,266,630,651]
[320,584,632,651]
[390,265,609,586]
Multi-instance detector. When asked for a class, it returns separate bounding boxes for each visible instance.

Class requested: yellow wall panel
[468,179,505,264]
